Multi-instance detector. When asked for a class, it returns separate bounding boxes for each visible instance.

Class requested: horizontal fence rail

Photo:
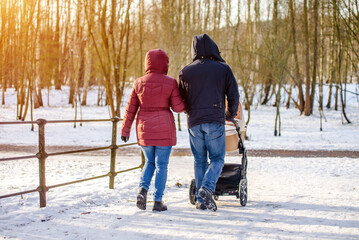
[0,117,145,208]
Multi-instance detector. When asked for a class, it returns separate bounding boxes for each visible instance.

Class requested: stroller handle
[227,119,240,132]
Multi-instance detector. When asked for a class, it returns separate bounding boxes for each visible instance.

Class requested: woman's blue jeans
[188,123,225,204]
[139,146,172,201]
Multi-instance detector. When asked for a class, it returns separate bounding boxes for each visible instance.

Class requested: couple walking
[120,34,239,212]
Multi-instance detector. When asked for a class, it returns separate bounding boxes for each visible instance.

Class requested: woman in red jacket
[120,49,186,211]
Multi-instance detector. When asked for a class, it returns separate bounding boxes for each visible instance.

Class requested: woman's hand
[121,136,129,142]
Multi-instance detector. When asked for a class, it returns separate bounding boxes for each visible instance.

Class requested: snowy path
[1,145,359,158]
[1,152,358,240]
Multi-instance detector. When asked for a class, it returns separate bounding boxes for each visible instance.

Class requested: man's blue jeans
[188,123,225,204]
[139,146,172,201]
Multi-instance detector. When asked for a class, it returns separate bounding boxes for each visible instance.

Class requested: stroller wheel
[213,195,219,201]
[239,179,247,206]
[189,179,197,205]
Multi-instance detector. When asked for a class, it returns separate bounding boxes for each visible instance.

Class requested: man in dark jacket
[179,34,239,211]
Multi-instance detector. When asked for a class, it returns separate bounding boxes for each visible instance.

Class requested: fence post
[36,119,48,208]
[109,117,120,189]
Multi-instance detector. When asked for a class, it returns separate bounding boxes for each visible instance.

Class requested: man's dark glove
[121,136,129,142]
[225,111,234,121]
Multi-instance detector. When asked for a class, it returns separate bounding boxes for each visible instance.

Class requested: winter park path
[1,144,359,158]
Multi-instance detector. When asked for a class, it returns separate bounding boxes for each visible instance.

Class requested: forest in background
[0,0,358,128]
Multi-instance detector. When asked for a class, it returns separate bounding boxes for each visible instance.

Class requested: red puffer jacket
[120,49,186,146]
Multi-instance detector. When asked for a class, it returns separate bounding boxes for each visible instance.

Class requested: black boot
[152,201,167,211]
[198,187,217,211]
[136,188,147,210]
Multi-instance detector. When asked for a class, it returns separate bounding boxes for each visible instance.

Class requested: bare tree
[303,0,312,116]
[54,0,61,89]
[289,0,305,113]
[310,0,320,114]
[1,0,357,128]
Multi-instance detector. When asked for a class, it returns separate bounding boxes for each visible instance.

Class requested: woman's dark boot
[152,201,167,211]
[136,188,147,210]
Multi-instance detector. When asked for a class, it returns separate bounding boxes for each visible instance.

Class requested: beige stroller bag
[225,102,246,152]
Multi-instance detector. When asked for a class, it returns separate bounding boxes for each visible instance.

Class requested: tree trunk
[77,39,86,103]
[139,0,144,76]
[318,0,325,112]
[111,0,121,116]
[326,0,337,109]
[81,66,89,106]
[286,82,293,109]
[274,85,281,136]
[0,0,6,105]
[261,74,272,105]
[68,52,75,106]
[60,0,71,94]
[82,0,91,106]
[339,35,351,124]
[54,0,61,89]
[310,0,319,114]
[273,0,282,136]
[289,0,304,113]
[333,0,341,112]
[117,0,132,117]
[303,0,312,116]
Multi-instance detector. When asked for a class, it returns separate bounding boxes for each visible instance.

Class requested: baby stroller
[189,104,248,207]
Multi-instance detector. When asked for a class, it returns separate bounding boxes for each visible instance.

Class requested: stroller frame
[189,119,248,207]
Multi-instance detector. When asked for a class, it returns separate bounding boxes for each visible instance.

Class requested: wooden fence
[0,117,144,208]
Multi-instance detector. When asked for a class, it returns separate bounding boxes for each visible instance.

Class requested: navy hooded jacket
[179,34,239,128]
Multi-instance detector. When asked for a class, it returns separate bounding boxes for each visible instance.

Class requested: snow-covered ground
[1,85,359,239]
[1,154,358,239]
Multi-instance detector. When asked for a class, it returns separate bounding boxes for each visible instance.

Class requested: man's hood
[191,34,225,62]
[145,49,169,74]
